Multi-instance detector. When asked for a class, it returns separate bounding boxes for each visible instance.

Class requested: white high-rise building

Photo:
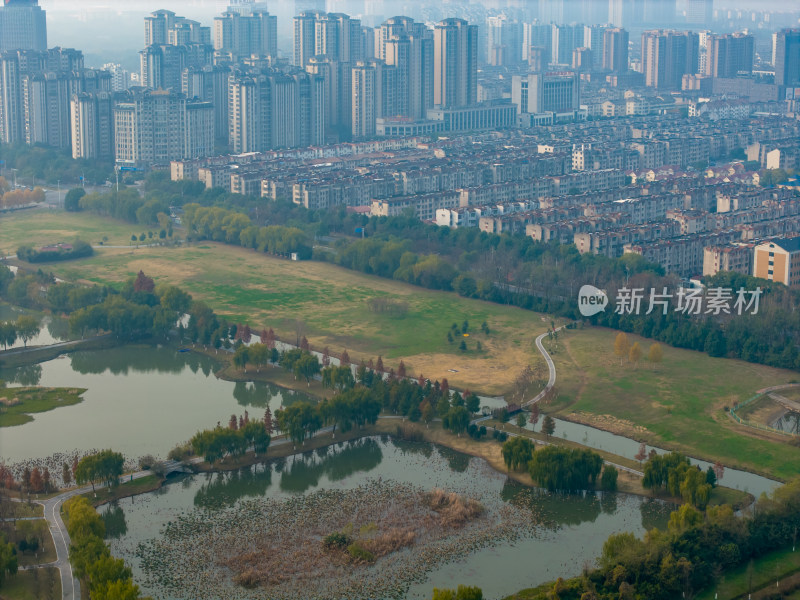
[486,15,523,67]
[214,9,277,58]
[379,16,433,119]
[0,0,47,52]
[114,89,213,169]
[433,18,478,109]
[70,91,114,160]
[102,63,131,92]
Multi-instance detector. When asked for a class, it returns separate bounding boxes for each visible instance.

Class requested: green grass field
[0,208,149,252]
[0,387,86,427]
[4,210,556,394]
[546,327,800,480]
[0,567,60,600]
[696,546,800,600]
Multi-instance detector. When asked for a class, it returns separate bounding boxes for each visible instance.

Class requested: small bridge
[159,460,193,476]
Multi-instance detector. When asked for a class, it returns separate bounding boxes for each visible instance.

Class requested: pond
[108,436,674,600]
[0,303,72,349]
[0,345,313,463]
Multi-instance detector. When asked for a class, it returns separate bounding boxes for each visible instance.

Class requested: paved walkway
[522,326,562,408]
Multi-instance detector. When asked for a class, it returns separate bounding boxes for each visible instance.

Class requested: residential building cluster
[2,0,799,171]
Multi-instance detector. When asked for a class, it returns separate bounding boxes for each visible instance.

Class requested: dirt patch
[126,258,202,283]
[399,344,533,396]
[565,411,651,439]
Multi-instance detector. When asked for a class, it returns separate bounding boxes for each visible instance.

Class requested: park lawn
[0,567,60,600]
[545,326,800,480]
[13,519,56,567]
[0,387,86,427]
[0,208,147,251]
[8,502,43,518]
[695,546,800,600]
[23,240,557,396]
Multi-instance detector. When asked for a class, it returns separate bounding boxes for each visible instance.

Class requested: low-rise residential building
[703,244,754,277]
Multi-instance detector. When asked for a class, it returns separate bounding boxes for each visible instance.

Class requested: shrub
[600,465,619,491]
[167,443,191,462]
[347,542,375,563]
[322,532,352,550]
[138,455,156,470]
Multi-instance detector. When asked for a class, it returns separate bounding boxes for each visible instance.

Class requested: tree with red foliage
[43,468,51,493]
[418,373,425,387]
[387,367,395,381]
[133,270,155,293]
[397,360,406,378]
[62,462,72,487]
[530,404,540,428]
[229,414,238,430]
[441,378,450,399]
[22,467,31,492]
[367,358,374,371]
[635,442,647,464]
[300,336,309,351]
[322,347,330,367]
[376,356,384,373]
[30,467,43,493]
[264,407,273,434]
[241,324,252,343]
[260,329,269,344]
[713,460,725,482]
[266,328,276,349]
[341,349,350,365]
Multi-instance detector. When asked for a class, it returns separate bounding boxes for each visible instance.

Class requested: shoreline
[87,418,750,510]
[556,410,786,486]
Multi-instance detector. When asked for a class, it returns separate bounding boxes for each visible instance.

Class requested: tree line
[501,437,617,493]
[0,315,39,350]
[17,239,93,263]
[642,451,718,509]
[520,477,800,600]
[0,142,113,186]
[63,496,149,600]
[190,411,271,462]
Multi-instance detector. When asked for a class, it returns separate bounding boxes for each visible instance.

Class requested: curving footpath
[522,327,561,409]
[36,470,154,600]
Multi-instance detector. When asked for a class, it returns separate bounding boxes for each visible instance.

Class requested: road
[0,334,110,357]
[523,326,563,408]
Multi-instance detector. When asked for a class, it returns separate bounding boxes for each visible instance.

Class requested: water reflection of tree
[47,316,70,341]
[69,346,214,376]
[279,438,383,493]
[388,438,435,459]
[600,491,618,515]
[436,445,471,473]
[501,480,603,529]
[101,503,128,539]
[1,363,42,386]
[639,498,673,532]
[194,466,273,510]
[232,381,313,409]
